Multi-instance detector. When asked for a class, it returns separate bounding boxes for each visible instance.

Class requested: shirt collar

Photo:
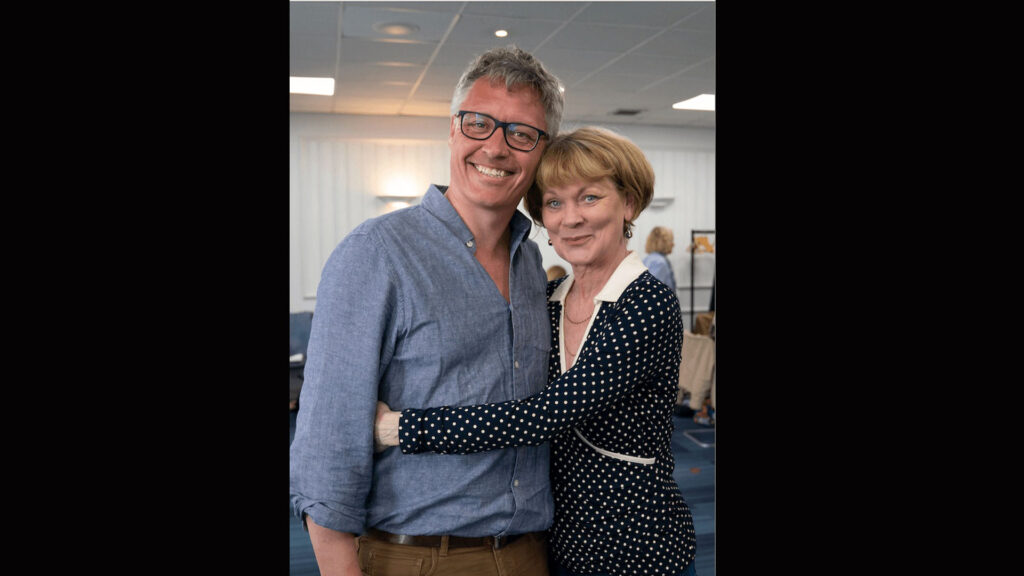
[420,184,533,255]
[421,184,472,244]
[549,251,648,304]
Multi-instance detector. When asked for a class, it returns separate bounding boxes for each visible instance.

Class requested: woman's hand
[374,401,401,452]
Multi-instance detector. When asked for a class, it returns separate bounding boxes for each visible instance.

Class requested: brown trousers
[356,531,548,576]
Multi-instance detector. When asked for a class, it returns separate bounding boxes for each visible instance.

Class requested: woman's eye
[545,199,561,208]
[583,194,598,203]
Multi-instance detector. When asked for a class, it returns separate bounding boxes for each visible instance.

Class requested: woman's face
[542,177,634,269]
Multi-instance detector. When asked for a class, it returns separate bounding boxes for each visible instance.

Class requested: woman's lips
[559,234,590,246]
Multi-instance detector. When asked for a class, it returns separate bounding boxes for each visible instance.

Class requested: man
[290,46,565,576]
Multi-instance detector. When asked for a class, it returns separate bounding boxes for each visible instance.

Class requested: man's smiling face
[446,78,548,213]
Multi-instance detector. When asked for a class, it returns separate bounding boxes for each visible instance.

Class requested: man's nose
[481,126,511,156]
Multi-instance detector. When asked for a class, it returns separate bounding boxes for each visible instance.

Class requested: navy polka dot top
[399,261,697,576]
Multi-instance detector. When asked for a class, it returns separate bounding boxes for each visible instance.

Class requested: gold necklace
[563,293,593,325]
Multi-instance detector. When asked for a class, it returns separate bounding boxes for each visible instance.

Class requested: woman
[642,226,677,293]
[375,127,697,576]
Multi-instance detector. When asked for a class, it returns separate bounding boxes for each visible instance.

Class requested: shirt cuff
[300,502,366,535]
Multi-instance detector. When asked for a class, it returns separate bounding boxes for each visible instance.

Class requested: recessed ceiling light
[495,29,509,38]
[290,76,335,96]
[672,94,715,111]
[373,22,419,36]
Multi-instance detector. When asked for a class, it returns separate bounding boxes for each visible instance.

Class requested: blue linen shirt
[289,184,553,538]
[642,251,677,293]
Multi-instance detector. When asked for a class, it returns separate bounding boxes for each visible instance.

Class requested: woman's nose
[562,202,583,225]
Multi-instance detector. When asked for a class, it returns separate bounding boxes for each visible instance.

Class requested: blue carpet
[670,415,716,576]
[289,411,715,576]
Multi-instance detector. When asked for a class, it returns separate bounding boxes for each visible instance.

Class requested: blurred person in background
[546,264,567,281]
[642,226,677,294]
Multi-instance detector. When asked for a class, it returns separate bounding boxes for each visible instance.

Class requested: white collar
[549,251,648,304]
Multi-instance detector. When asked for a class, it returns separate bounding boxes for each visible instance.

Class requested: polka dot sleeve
[398,275,683,455]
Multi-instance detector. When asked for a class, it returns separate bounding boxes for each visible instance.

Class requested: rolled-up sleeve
[289,229,401,533]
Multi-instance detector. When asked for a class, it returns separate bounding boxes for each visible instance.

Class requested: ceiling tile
[290,57,336,78]
[601,52,702,79]
[576,1,707,28]
[428,42,502,78]
[341,4,458,43]
[336,62,425,84]
[674,3,716,32]
[461,1,587,20]
[410,81,455,103]
[342,1,464,14]
[675,58,716,83]
[530,47,622,85]
[641,75,716,101]
[290,33,338,65]
[571,74,648,98]
[290,2,341,37]
[541,21,663,53]
[444,13,565,50]
[633,27,715,59]
[339,37,437,65]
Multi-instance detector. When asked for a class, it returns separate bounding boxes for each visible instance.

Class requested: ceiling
[290,1,716,129]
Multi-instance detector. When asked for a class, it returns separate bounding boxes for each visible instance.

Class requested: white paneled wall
[291,112,715,313]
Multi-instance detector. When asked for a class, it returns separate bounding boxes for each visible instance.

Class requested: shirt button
[513,479,520,487]
[514,360,520,369]
[465,240,474,248]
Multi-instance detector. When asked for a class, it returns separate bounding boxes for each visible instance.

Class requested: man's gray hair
[450,45,565,138]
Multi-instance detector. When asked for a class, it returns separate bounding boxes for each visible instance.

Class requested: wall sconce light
[382,201,410,213]
[376,195,420,214]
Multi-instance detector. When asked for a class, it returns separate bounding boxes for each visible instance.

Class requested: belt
[366,528,528,550]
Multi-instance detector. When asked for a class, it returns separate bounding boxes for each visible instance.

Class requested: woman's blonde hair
[546,265,567,281]
[645,226,674,254]
[526,126,654,237]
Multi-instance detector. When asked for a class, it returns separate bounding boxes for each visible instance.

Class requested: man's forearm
[307,516,361,576]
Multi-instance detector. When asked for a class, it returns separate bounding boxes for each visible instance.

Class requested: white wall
[290,112,715,318]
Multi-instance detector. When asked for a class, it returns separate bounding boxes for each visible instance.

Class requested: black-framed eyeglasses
[456,110,548,152]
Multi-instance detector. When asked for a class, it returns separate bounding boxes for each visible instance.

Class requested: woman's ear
[624,194,636,223]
